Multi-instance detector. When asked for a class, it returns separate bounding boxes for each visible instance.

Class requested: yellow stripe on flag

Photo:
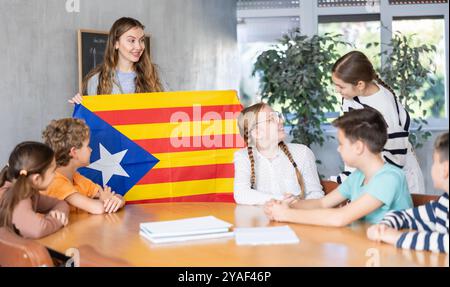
[114,119,238,140]
[124,178,234,201]
[82,90,240,112]
[152,149,238,169]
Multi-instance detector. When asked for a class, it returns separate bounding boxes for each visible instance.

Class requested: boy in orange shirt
[42,118,125,214]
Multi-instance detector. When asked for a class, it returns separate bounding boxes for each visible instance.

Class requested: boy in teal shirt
[264,108,413,227]
[339,164,412,223]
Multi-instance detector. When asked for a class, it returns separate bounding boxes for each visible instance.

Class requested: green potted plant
[376,31,437,148]
[253,28,348,147]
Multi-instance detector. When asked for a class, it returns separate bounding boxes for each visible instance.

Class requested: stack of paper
[140,216,234,244]
[234,226,300,246]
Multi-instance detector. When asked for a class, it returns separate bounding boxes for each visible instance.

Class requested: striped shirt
[380,193,449,253]
[332,83,425,194]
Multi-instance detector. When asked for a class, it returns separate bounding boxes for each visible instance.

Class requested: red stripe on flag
[94,105,243,125]
[135,135,245,154]
[137,164,235,184]
[126,193,235,205]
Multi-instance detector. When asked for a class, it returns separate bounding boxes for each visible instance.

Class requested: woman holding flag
[70,17,164,104]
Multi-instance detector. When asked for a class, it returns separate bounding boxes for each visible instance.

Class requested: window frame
[237,0,450,130]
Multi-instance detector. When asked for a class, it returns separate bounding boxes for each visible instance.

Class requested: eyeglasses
[250,111,285,131]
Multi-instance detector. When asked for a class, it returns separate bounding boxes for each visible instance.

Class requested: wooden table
[38,203,449,267]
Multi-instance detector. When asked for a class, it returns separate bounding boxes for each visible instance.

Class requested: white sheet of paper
[140,216,232,238]
[234,226,300,246]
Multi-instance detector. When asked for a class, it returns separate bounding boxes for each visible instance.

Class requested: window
[392,17,447,119]
[318,16,381,68]
[238,17,300,106]
[236,0,449,123]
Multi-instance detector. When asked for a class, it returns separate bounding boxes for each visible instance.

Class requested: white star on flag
[87,143,130,185]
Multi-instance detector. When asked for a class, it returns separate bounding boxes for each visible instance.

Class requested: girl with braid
[234,103,324,205]
[330,51,424,195]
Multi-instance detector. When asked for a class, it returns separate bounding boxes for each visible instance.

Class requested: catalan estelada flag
[73,90,244,204]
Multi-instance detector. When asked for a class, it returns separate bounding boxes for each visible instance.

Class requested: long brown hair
[0,142,55,231]
[237,103,306,198]
[82,17,163,95]
[332,51,397,98]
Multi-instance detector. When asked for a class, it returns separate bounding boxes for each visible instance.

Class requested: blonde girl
[234,103,324,205]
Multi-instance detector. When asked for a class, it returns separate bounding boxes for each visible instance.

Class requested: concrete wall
[0,0,239,163]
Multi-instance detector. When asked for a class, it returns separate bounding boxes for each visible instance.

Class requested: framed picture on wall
[77,29,151,93]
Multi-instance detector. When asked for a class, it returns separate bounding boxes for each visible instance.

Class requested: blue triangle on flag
[72,104,159,196]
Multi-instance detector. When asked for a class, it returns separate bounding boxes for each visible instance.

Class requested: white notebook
[140,216,233,242]
[140,230,235,244]
[234,226,300,246]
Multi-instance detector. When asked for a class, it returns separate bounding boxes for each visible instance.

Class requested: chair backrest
[319,181,439,209]
[320,180,350,207]
[320,180,339,195]
[412,194,439,207]
[76,245,132,267]
[0,227,54,267]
